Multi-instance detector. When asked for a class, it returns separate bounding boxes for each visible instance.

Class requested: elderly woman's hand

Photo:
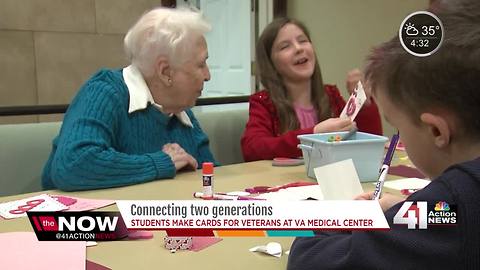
[163,143,198,171]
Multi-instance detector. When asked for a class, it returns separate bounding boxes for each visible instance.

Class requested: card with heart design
[0,194,68,219]
[340,81,367,121]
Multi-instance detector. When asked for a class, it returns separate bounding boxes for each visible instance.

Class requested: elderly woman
[42,8,217,191]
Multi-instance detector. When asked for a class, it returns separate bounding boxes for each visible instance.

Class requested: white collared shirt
[122,65,193,128]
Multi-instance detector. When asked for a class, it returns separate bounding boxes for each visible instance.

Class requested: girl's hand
[313,118,355,134]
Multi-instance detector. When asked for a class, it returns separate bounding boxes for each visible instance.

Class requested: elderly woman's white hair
[124,7,211,77]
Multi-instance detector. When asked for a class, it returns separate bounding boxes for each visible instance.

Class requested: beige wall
[288,0,429,136]
[0,0,162,124]
[1,0,429,135]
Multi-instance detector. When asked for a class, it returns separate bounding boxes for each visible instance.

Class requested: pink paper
[86,260,111,270]
[0,232,86,269]
[190,237,222,252]
[127,230,154,240]
[389,165,426,179]
[51,195,77,206]
[62,196,115,211]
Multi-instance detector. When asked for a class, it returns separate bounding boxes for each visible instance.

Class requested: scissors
[245,181,317,194]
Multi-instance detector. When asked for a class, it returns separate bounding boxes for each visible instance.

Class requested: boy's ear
[420,112,451,148]
[155,56,173,87]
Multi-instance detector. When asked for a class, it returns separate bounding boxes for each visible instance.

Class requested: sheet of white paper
[86,241,98,247]
[380,178,431,191]
[314,159,364,200]
[281,185,324,200]
[256,185,324,201]
[340,81,367,121]
[0,194,68,219]
[249,242,282,258]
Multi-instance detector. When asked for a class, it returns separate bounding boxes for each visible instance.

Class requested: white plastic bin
[298,132,388,182]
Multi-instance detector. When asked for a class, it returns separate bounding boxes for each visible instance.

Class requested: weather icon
[405,23,419,36]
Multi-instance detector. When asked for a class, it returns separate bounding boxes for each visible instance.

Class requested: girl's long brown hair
[256,18,331,133]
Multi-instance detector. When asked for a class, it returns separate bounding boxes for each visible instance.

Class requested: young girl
[241,18,382,161]
[288,0,480,268]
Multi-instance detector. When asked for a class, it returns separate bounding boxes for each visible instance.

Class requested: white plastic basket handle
[297,144,313,152]
[298,144,318,176]
[298,144,322,159]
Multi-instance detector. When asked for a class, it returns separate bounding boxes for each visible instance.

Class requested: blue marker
[372,132,400,200]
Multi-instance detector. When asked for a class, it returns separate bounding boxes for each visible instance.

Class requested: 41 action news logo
[393,201,457,229]
[27,212,127,241]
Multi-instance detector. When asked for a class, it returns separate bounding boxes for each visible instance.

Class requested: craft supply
[193,192,263,201]
[245,181,316,194]
[340,81,367,121]
[401,189,420,196]
[0,194,68,219]
[127,230,154,240]
[341,126,358,141]
[194,192,235,200]
[249,242,282,258]
[164,236,193,252]
[272,157,304,166]
[389,165,426,179]
[372,132,400,200]
[202,162,214,199]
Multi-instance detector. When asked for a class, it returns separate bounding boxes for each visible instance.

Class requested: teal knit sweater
[42,69,217,191]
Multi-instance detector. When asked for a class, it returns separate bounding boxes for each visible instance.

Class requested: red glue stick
[202,162,214,199]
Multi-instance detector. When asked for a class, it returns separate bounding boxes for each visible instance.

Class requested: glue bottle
[202,162,214,199]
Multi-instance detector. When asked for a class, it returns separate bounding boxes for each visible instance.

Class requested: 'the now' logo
[30,213,120,233]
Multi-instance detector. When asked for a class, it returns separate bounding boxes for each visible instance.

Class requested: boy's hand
[163,143,198,171]
[355,191,405,212]
[313,118,355,134]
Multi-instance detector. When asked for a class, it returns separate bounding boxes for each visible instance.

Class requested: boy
[287,0,480,269]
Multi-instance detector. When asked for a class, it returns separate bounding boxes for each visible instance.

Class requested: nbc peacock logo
[434,201,450,211]
[428,201,457,226]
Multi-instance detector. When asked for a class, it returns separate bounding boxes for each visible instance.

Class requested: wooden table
[0,158,408,269]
